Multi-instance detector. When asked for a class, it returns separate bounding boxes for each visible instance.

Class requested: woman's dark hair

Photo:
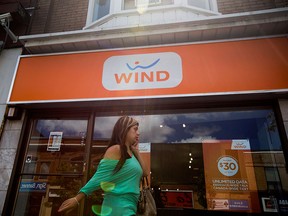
[107,116,138,173]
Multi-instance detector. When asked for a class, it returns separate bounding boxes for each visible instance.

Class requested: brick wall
[29,0,288,34]
[30,0,88,34]
[30,0,52,34]
[218,0,288,14]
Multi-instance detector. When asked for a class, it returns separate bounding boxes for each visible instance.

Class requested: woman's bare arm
[58,192,86,213]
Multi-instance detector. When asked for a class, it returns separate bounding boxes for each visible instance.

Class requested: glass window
[92,0,111,21]
[14,175,82,216]
[188,0,212,10]
[123,0,174,10]
[14,118,89,215]
[136,0,162,6]
[23,119,88,176]
[91,108,287,214]
[123,0,217,11]
[86,116,119,215]
[39,162,50,180]
[265,167,282,193]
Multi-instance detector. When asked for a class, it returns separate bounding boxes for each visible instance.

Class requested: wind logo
[231,139,251,150]
[102,52,182,91]
[126,58,160,71]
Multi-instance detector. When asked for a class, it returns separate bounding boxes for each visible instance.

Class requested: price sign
[202,140,260,212]
[217,156,239,177]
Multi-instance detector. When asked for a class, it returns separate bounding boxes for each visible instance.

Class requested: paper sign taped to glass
[47,132,63,151]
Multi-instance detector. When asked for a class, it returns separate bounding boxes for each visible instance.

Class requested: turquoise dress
[79,154,143,216]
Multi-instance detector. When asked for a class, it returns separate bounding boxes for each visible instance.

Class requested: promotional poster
[203,140,261,212]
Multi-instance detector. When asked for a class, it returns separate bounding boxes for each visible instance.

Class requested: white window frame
[85,0,219,28]
[186,0,218,12]
[135,0,162,7]
[86,0,122,26]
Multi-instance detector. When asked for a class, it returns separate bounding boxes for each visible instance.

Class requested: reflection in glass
[15,119,88,215]
[92,109,287,213]
[24,119,88,175]
[14,175,82,216]
[93,110,282,151]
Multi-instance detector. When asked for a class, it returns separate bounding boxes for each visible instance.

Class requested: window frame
[187,0,218,12]
[86,0,219,27]
[135,0,162,7]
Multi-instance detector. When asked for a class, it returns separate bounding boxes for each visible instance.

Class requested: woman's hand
[130,141,139,154]
[58,197,79,214]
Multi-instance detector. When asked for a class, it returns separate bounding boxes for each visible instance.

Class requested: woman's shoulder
[103,144,121,160]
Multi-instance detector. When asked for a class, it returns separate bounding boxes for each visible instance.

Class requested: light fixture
[0,13,18,43]
[25,155,32,163]
[182,124,186,128]
[160,124,163,128]
[7,106,22,120]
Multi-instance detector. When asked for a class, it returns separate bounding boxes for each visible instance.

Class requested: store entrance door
[12,118,90,216]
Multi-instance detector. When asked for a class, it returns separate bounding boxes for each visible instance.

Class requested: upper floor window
[188,0,213,10]
[123,0,217,11]
[87,0,218,25]
[124,0,173,10]
[136,0,162,6]
[92,0,111,21]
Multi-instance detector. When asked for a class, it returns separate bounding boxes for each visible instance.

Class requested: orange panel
[8,37,288,103]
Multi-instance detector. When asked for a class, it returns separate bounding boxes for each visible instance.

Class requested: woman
[58,116,149,215]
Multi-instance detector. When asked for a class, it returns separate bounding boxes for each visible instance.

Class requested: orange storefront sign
[8,37,288,103]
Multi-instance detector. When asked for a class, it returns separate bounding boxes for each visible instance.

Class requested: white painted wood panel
[151,12,164,24]
[139,12,153,24]
[127,15,141,26]
[163,10,176,23]
[115,16,129,27]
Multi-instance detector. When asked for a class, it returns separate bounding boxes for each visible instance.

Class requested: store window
[265,167,282,193]
[14,118,89,216]
[39,162,50,180]
[90,107,287,214]
[12,107,288,215]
